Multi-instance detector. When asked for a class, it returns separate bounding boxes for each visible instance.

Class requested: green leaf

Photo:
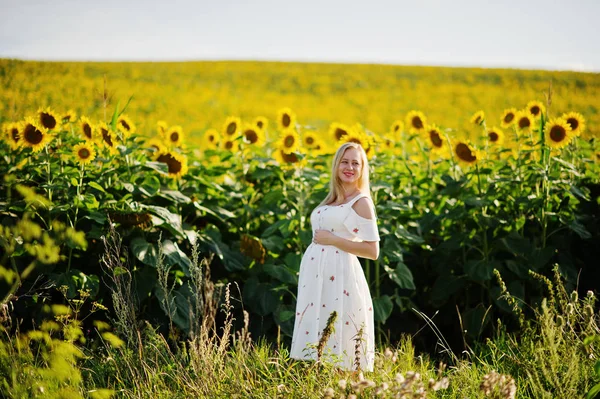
[88,181,105,193]
[159,190,191,204]
[464,260,497,281]
[384,262,416,290]
[130,237,158,266]
[373,295,394,323]
[70,177,79,187]
[110,100,120,131]
[595,360,600,379]
[83,193,99,210]
[586,382,600,399]
[139,175,160,197]
[161,240,192,276]
[141,204,185,238]
[144,161,169,174]
[264,263,297,285]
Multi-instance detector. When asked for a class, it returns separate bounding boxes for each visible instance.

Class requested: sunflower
[470,111,485,126]
[277,107,296,130]
[515,111,533,134]
[278,129,300,154]
[203,128,220,150]
[454,141,478,165]
[165,125,184,147]
[561,112,586,137]
[156,151,189,178]
[241,124,266,147]
[500,108,517,128]
[98,122,119,154]
[301,131,319,149]
[390,120,404,140]
[73,142,96,165]
[424,124,446,152]
[380,135,396,152]
[328,122,350,142]
[486,127,505,146]
[254,116,269,131]
[221,136,240,152]
[526,101,545,119]
[223,116,241,138]
[145,137,167,154]
[117,114,136,137]
[157,121,169,138]
[273,147,302,166]
[405,111,427,133]
[20,118,51,152]
[4,122,22,150]
[37,107,61,131]
[62,110,77,123]
[309,137,330,157]
[544,118,573,149]
[79,116,96,142]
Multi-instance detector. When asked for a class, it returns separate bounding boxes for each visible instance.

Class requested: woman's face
[337,148,362,186]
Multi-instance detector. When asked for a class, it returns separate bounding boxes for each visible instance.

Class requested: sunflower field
[1,59,600,397]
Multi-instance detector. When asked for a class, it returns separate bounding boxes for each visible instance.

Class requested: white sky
[1,0,599,71]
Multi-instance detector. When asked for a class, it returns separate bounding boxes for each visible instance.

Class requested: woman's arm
[313,198,380,260]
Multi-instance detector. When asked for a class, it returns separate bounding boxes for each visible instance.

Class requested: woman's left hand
[313,229,338,246]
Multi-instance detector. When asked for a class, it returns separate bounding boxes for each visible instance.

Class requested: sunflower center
[78,148,91,159]
[11,127,19,141]
[306,136,314,145]
[474,116,482,124]
[282,114,291,128]
[456,143,476,162]
[120,120,131,131]
[102,129,113,146]
[504,113,515,123]
[245,129,258,144]
[567,118,579,130]
[549,125,567,142]
[157,153,182,174]
[83,123,92,139]
[257,121,264,129]
[23,124,43,145]
[225,141,234,150]
[530,106,540,116]
[227,122,237,135]
[208,134,215,143]
[412,117,423,129]
[335,128,347,141]
[282,150,298,163]
[489,132,499,142]
[429,131,442,147]
[518,117,530,129]
[40,112,57,129]
[284,135,295,148]
[170,132,179,142]
[394,124,400,132]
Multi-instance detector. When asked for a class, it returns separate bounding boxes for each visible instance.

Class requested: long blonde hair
[319,142,371,207]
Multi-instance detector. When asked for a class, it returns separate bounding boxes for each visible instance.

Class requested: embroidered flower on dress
[322,304,326,307]
[353,228,359,233]
[306,331,309,335]
[330,275,335,281]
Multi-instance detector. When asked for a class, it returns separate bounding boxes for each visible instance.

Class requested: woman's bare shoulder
[352,197,375,220]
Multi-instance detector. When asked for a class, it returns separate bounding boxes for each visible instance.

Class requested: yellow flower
[544,118,573,149]
[405,110,427,133]
[254,116,269,131]
[203,128,220,150]
[62,109,77,123]
[340,128,370,151]
[526,101,545,119]
[277,129,300,154]
[221,136,240,152]
[15,218,42,241]
[561,112,586,137]
[98,122,119,154]
[500,108,517,128]
[20,117,52,152]
[223,116,241,138]
[37,107,61,131]
[25,232,61,264]
[470,111,485,125]
[390,120,404,140]
[486,127,505,146]
[117,114,136,137]
[165,125,184,147]
[515,111,533,134]
[424,124,446,153]
[273,147,302,166]
[277,107,296,130]
[4,122,22,150]
[79,116,96,142]
[241,124,266,146]
[454,141,478,165]
[156,151,189,178]
[301,131,319,149]
[328,122,350,142]
[73,142,97,165]
[145,138,167,154]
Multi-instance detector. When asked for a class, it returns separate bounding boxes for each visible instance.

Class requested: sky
[1,0,599,72]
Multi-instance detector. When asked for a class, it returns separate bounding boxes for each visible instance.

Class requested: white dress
[290,193,380,371]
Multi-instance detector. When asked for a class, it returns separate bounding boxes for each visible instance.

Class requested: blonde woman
[290,142,380,371]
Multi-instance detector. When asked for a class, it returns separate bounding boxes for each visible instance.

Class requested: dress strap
[346,193,369,207]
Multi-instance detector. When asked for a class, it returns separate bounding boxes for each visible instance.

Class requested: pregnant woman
[290,142,380,371]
